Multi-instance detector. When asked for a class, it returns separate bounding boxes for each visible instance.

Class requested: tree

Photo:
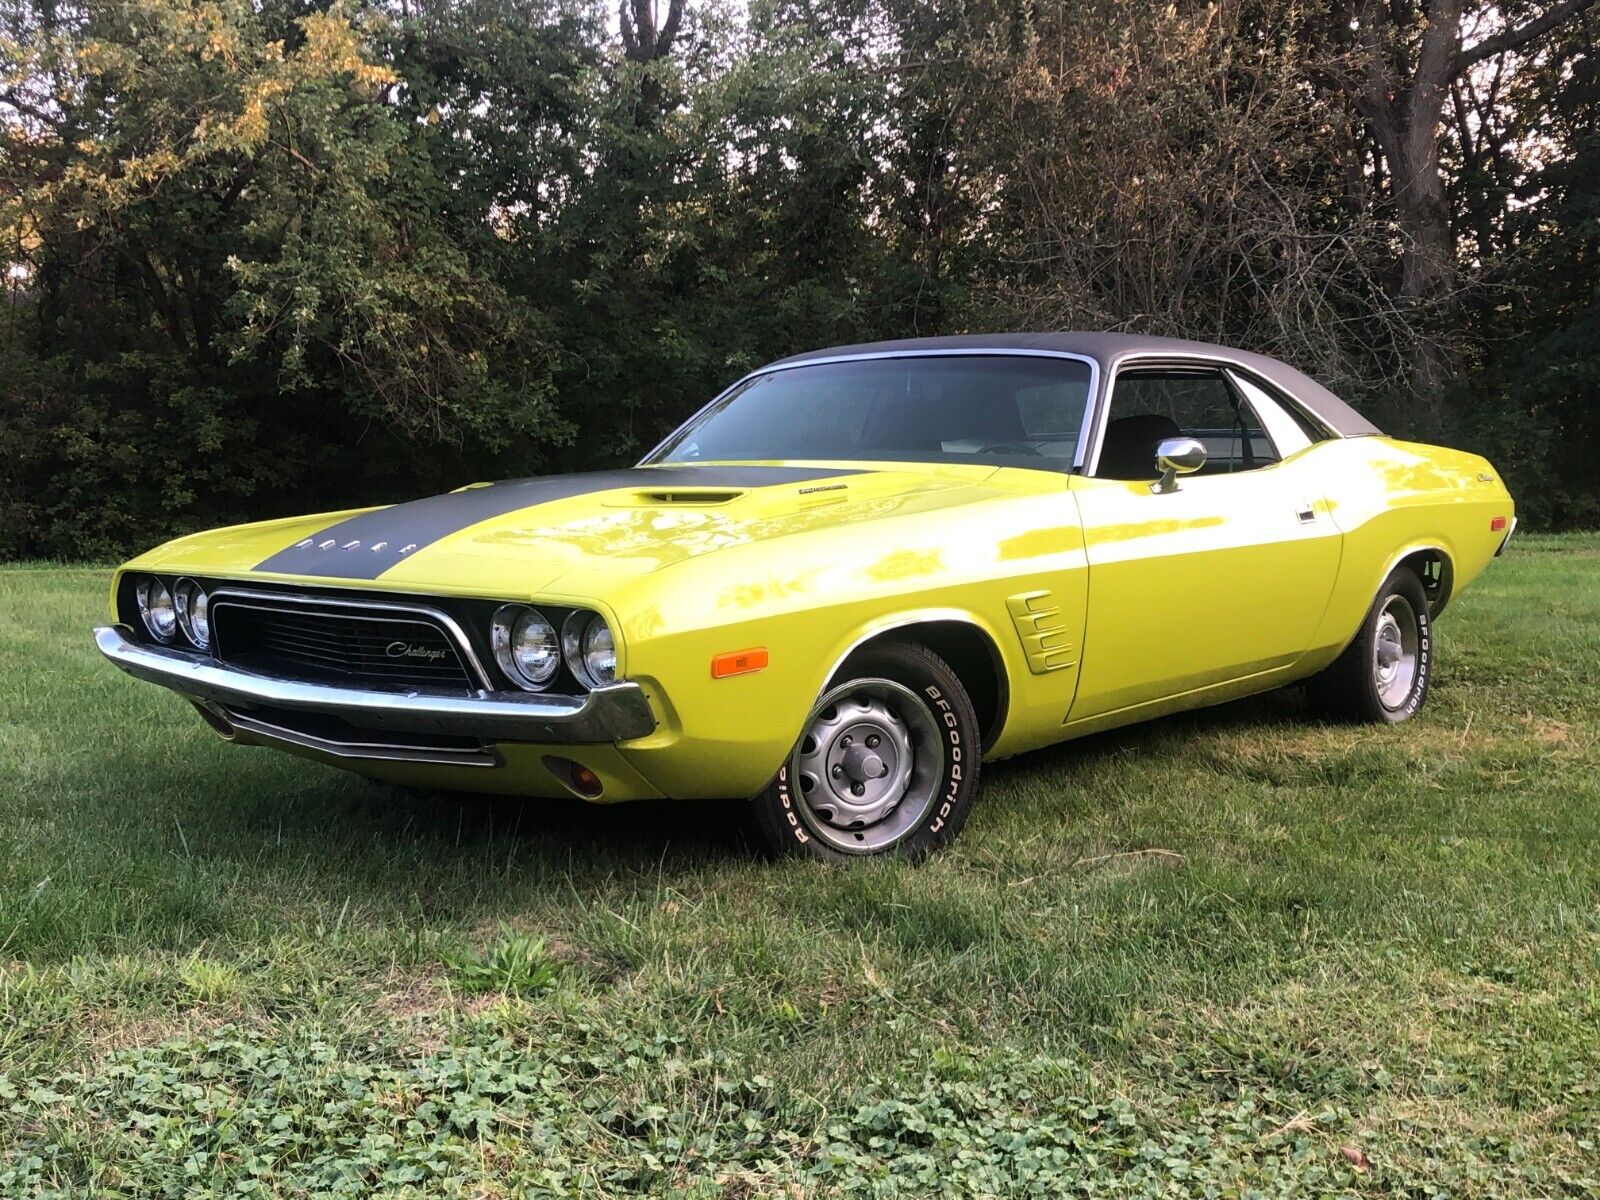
[947,1,1420,405]
[1325,0,1598,429]
[0,0,575,555]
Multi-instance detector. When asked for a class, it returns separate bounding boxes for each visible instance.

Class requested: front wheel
[745,641,981,862]
[1307,566,1433,723]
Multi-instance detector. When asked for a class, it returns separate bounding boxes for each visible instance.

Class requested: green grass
[1,539,1597,1196]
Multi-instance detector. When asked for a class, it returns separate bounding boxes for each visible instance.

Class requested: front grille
[211,596,476,692]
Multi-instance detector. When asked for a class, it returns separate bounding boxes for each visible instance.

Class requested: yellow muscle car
[96,334,1516,860]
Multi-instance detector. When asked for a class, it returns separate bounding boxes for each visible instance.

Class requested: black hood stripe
[251,466,861,579]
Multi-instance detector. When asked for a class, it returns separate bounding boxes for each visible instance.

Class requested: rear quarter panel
[1304,436,1513,666]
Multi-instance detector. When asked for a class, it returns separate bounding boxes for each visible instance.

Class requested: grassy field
[1,540,1597,1197]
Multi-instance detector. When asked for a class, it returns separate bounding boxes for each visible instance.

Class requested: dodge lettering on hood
[97,333,1516,860]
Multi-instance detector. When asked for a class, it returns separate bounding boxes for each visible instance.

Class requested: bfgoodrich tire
[746,641,981,862]
[1307,566,1433,723]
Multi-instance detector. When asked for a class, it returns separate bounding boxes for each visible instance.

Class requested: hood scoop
[634,489,745,506]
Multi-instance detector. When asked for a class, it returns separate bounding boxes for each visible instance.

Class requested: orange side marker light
[712,648,769,679]
[1490,516,1508,532]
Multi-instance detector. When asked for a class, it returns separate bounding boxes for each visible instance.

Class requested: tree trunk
[1391,124,1455,429]
[1345,0,1600,435]
[619,0,685,128]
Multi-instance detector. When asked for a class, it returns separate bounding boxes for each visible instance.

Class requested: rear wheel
[1308,566,1432,723]
[745,641,981,862]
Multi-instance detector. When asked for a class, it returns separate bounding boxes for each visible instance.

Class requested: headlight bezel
[562,611,618,690]
[490,604,562,691]
[135,575,179,643]
[173,577,211,651]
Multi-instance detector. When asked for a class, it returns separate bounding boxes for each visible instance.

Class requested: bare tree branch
[1455,0,1599,72]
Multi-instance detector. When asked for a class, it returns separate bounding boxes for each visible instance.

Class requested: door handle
[1296,502,1316,524]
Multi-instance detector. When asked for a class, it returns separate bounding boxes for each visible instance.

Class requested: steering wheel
[975,440,1045,456]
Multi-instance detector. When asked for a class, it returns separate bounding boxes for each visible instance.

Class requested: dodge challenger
[96,333,1516,860]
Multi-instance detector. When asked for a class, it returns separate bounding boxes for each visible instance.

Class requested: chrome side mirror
[1151,437,1206,494]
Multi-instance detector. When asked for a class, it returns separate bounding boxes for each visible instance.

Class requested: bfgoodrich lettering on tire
[1308,565,1433,724]
[746,640,982,861]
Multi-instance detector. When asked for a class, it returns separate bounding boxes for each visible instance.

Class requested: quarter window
[1227,372,1320,458]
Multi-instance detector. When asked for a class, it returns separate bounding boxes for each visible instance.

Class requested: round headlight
[563,612,617,688]
[492,606,559,689]
[173,578,210,650]
[136,576,177,643]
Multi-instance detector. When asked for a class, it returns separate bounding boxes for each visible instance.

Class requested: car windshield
[650,355,1094,472]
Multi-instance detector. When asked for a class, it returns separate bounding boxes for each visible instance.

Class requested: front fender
[615,600,1020,801]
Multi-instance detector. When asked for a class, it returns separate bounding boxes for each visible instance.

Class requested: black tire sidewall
[750,642,982,862]
[1360,568,1432,723]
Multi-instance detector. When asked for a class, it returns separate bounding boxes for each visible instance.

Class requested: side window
[1227,372,1324,458]
[1093,368,1279,481]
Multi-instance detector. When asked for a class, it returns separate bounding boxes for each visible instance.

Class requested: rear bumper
[93,624,657,744]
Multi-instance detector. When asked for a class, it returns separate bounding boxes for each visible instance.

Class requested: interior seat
[1095,413,1181,480]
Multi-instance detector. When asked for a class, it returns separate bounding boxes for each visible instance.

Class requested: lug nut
[866,734,880,749]
[832,764,843,778]
[851,783,865,796]
[841,735,852,748]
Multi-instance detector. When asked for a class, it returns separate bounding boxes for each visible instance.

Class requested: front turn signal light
[711,648,768,679]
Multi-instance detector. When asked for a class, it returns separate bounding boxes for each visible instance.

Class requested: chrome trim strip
[638,348,1103,472]
[222,709,502,769]
[95,625,657,743]
[209,586,496,689]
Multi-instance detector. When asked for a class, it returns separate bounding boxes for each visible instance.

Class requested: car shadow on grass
[152,684,1324,921]
[379,786,751,863]
[212,683,1317,875]
[981,683,1314,787]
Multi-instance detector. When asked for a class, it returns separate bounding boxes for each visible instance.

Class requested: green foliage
[2,1031,1593,1196]
[445,926,560,995]
[1456,32,1600,530]
[1,0,1597,552]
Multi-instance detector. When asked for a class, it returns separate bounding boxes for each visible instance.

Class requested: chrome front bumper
[93,625,657,744]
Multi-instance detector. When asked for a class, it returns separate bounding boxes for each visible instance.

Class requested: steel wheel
[790,677,944,854]
[1372,594,1420,711]
[1306,565,1433,725]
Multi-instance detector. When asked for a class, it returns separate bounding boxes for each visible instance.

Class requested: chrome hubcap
[1372,595,1420,709]
[793,678,942,853]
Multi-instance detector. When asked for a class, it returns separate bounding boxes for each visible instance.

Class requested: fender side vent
[1006,590,1076,674]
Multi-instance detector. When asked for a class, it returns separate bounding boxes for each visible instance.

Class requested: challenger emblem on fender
[251,466,861,580]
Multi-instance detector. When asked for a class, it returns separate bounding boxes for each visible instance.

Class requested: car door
[1066,363,1342,723]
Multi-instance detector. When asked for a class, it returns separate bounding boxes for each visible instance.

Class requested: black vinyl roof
[766,332,1383,438]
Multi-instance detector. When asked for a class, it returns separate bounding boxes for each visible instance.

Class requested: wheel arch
[1389,544,1455,617]
[1312,540,1457,672]
[827,613,1011,753]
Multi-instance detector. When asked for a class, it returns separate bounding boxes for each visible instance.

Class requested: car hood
[135,462,1011,599]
